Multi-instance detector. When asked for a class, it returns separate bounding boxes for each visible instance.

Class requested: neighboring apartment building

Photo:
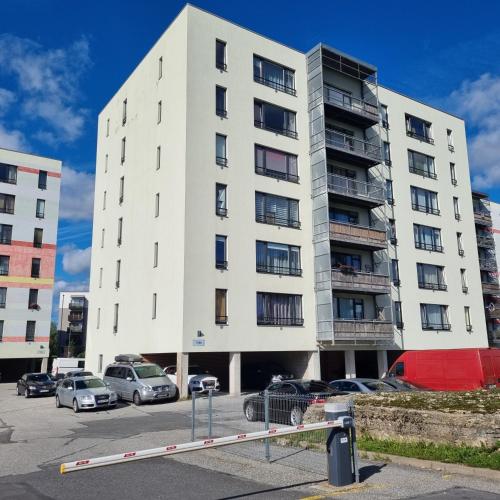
[57,291,89,357]
[86,5,488,395]
[0,147,61,381]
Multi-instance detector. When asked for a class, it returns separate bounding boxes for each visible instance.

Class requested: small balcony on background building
[68,323,83,334]
[69,299,86,310]
[477,234,495,249]
[330,220,387,250]
[68,311,84,322]
[324,128,381,167]
[479,258,498,272]
[474,210,492,226]
[331,267,390,294]
[482,281,500,295]
[327,174,385,208]
[333,319,393,342]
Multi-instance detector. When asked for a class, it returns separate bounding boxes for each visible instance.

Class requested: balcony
[256,264,302,276]
[477,235,495,249]
[69,323,83,333]
[474,210,492,226]
[324,128,381,167]
[257,316,304,327]
[482,282,500,295]
[479,258,498,272]
[329,221,387,250]
[486,305,500,320]
[68,312,84,322]
[327,174,385,208]
[331,268,390,294]
[69,300,85,310]
[333,319,394,341]
[323,85,379,127]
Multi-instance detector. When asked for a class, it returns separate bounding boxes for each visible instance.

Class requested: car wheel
[133,391,142,406]
[290,407,303,426]
[55,395,62,408]
[16,386,20,396]
[245,402,257,422]
[73,399,80,413]
[24,389,30,399]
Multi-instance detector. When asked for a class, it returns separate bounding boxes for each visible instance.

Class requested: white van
[52,358,85,379]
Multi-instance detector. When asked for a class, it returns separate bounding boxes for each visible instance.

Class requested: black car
[241,362,294,389]
[16,373,56,398]
[243,379,345,426]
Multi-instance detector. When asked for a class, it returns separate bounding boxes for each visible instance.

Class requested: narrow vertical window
[0,287,6,308]
[115,260,121,289]
[215,183,227,216]
[0,255,9,276]
[106,118,110,137]
[121,137,126,164]
[389,219,397,244]
[98,354,103,372]
[215,39,226,70]
[394,301,403,329]
[216,86,227,117]
[97,308,101,329]
[383,142,391,165]
[31,258,41,278]
[36,199,45,218]
[119,177,124,204]
[117,218,123,246]
[464,306,472,331]
[158,56,163,80]
[28,289,38,309]
[103,191,107,210]
[457,232,464,256]
[105,154,109,173]
[0,320,4,341]
[156,146,161,170]
[152,293,157,319]
[113,303,119,333]
[453,197,461,220]
[215,289,227,324]
[460,269,468,293]
[153,242,158,267]
[101,228,105,248]
[391,259,400,286]
[380,104,389,128]
[157,100,162,123]
[215,235,227,269]
[216,134,227,166]
[450,163,457,185]
[26,321,36,342]
[154,193,160,217]
[447,129,454,151]
[122,98,127,125]
[386,179,394,205]
[99,267,103,288]
[38,170,47,189]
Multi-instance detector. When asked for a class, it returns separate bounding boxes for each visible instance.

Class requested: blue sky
[1,0,500,315]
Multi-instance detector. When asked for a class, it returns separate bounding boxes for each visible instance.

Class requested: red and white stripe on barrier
[60,419,341,474]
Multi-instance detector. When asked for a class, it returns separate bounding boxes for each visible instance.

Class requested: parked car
[387,348,500,391]
[16,373,56,398]
[64,370,93,379]
[103,354,176,405]
[329,378,397,394]
[56,376,118,412]
[164,365,220,394]
[243,379,345,426]
[382,378,421,391]
[241,362,294,389]
[51,358,85,379]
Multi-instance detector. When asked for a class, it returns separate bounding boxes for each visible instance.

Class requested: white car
[164,365,220,394]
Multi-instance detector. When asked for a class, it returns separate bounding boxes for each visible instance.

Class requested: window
[215,289,227,324]
[0,320,3,341]
[253,55,295,95]
[256,241,301,276]
[254,100,297,138]
[383,142,391,165]
[99,267,103,288]
[406,114,433,143]
[31,258,41,278]
[411,186,439,215]
[389,219,397,245]
[457,232,464,256]
[119,176,124,204]
[152,293,157,319]
[101,228,105,248]
[394,301,403,329]
[257,292,303,326]
[215,39,226,70]
[215,184,227,216]
[102,191,106,210]
[28,289,38,309]
[0,163,17,184]
[334,297,364,320]
[0,224,12,245]
[380,105,389,128]
[417,263,446,290]
[386,180,394,205]
[414,224,443,252]
[408,150,436,179]
[0,287,6,308]
[255,192,300,228]
[153,242,158,268]
[157,100,162,123]
[154,193,160,217]
[97,308,101,329]
[420,304,450,330]
[460,269,468,293]
[122,98,127,125]
[215,134,227,166]
[36,199,45,218]
[121,137,126,164]
[105,154,108,173]
[115,260,121,288]
[464,306,472,332]
[215,235,227,270]
[215,86,227,117]
[329,206,359,225]
[156,146,161,170]
[453,197,461,220]
[255,145,298,182]
[0,194,15,214]
[158,56,163,79]
[98,354,103,373]
[26,320,36,341]
[0,255,8,275]
[447,129,454,152]
[38,170,47,189]
[331,252,361,271]
[450,163,457,186]
[113,303,119,333]
[106,118,110,137]
[33,228,43,248]
[117,218,123,245]
[391,259,400,286]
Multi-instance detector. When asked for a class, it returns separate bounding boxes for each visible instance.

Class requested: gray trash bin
[325,402,354,487]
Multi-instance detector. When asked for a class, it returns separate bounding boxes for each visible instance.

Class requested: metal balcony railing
[256,263,302,276]
[257,316,304,326]
[333,319,394,340]
[482,282,500,294]
[0,207,14,215]
[69,301,85,310]
[477,235,495,248]
[323,85,378,120]
[255,166,299,183]
[69,324,83,333]
[331,268,390,294]
[215,315,228,325]
[412,203,440,215]
[254,120,298,139]
[215,206,228,217]
[329,220,387,248]
[215,260,228,270]
[327,174,385,205]
[479,258,497,272]
[418,281,447,291]
[256,213,301,229]
[324,129,381,162]
[409,166,437,179]
[406,129,434,144]
[422,322,451,331]
[216,156,228,167]
[415,241,444,253]
[474,210,492,226]
[254,75,296,96]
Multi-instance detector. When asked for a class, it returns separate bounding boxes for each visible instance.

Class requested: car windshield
[27,374,51,383]
[297,381,335,394]
[134,364,165,379]
[364,381,396,392]
[75,379,106,390]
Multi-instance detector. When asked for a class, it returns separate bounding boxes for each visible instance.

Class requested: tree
[49,322,58,358]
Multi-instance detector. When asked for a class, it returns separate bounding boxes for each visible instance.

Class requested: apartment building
[57,291,89,357]
[0,147,61,381]
[86,5,489,395]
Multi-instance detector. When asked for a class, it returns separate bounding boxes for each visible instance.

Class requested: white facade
[86,5,489,392]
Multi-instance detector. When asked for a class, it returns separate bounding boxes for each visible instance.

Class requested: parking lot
[0,383,499,499]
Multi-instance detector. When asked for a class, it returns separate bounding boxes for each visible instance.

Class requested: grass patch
[357,435,500,470]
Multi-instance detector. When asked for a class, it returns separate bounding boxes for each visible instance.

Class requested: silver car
[103,360,176,405]
[329,378,397,394]
[55,376,118,412]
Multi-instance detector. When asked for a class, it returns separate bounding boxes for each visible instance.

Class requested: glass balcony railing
[327,174,385,206]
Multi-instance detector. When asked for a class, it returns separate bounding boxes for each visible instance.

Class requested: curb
[360,450,500,482]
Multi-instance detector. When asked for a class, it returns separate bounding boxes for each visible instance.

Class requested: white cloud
[0,123,27,150]
[61,245,92,275]
[59,166,95,221]
[0,88,15,115]
[54,279,89,295]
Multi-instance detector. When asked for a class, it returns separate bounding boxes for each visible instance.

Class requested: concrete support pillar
[344,350,356,379]
[304,350,321,380]
[176,352,189,399]
[377,350,388,378]
[229,352,241,396]
[40,357,48,373]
